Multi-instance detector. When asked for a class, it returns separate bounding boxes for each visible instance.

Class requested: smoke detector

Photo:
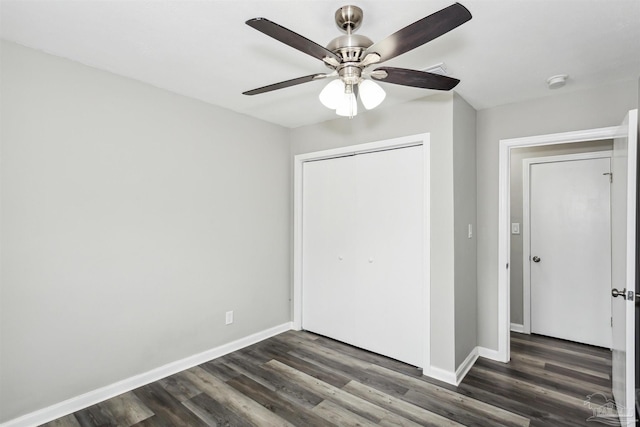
[547,74,568,89]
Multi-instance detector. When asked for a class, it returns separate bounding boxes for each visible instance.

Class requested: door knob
[612,288,626,298]
[532,256,541,263]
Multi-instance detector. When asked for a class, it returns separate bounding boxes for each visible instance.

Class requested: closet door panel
[355,146,424,366]
[301,156,358,343]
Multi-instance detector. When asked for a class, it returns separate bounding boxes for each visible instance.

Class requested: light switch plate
[511,223,520,235]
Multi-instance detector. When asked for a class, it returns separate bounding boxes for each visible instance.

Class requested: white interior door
[529,156,612,348]
[611,109,637,426]
[301,146,425,367]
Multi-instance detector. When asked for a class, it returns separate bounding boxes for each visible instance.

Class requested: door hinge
[611,316,613,327]
[506,263,509,269]
[603,172,613,183]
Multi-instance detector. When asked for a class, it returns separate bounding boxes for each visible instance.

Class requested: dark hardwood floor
[42,331,613,427]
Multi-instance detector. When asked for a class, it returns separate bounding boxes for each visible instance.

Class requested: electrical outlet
[225,311,233,325]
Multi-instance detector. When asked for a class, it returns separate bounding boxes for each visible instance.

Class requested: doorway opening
[497,111,639,425]
[497,125,620,363]
[512,145,613,348]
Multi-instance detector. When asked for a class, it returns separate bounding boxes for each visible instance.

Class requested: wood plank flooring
[41,331,613,427]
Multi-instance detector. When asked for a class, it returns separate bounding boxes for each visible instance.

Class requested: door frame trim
[293,133,431,370]
[522,151,612,336]
[498,126,620,362]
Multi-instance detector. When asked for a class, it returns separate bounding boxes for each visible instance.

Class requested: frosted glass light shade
[319,79,345,109]
[336,92,357,117]
[359,79,386,110]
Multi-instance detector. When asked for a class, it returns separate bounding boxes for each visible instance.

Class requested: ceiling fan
[243,3,472,118]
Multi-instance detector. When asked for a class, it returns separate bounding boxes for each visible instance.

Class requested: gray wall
[476,79,638,351]
[0,41,291,422]
[452,94,478,366]
[509,140,613,326]
[290,93,459,372]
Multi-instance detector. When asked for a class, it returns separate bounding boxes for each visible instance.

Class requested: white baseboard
[424,346,482,387]
[510,323,525,333]
[455,347,479,386]
[1,322,293,427]
[425,365,457,385]
[477,346,502,361]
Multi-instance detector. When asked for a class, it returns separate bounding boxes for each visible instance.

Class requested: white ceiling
[2,0,639,128]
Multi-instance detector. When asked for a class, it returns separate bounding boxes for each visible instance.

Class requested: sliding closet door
[301,156,358,344]
[355,146,424,366]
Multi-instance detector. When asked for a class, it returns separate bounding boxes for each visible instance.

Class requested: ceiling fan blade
[246,18,341,65]
[243,73,327,95]
[365,3,471,62]
[372,67,460,90]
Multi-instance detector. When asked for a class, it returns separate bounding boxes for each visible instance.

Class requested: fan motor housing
[326,34,373,62]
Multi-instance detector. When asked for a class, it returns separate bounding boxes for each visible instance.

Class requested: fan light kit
[243,3,472,118]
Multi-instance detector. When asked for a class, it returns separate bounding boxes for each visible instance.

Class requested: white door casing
[526,154,612,348]
[611,109,637,426]
[301,145,424,367]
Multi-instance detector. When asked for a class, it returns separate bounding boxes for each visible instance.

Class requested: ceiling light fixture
[319,78,385,118]
[335,84,358,117]
[319,79,345,109]
[359,79,386,110]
